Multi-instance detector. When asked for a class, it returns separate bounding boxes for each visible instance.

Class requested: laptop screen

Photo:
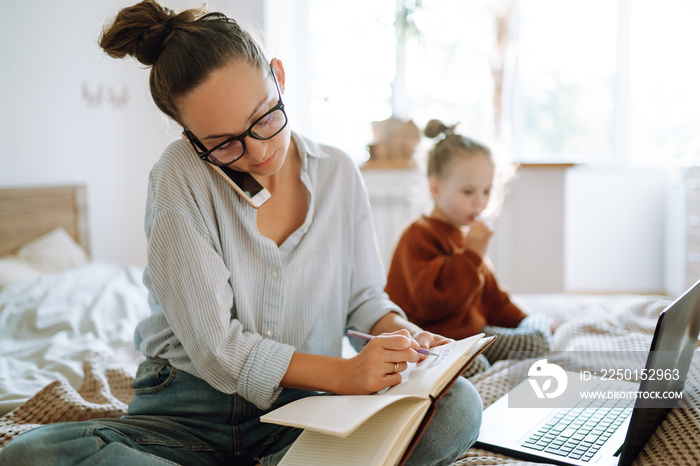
[618,282,700,464]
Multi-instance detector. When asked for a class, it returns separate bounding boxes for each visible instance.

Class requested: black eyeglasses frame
[182,65,287,167]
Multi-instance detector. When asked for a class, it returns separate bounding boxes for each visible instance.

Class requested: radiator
[361,169,431,271]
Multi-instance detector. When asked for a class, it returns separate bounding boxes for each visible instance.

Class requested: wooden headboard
[0,185,90,257]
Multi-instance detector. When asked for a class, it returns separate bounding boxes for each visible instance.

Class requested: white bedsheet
[0,262,150,416]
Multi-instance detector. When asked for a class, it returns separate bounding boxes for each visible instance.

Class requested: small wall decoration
[365,117,420,169]
[81,82,129,108]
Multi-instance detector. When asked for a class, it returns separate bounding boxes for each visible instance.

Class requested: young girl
[385,120,551,376]
[0,3,482,466]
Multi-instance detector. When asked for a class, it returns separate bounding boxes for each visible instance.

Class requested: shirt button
[302,227,309,234]
[266,329,275,338]
[271,269,279,278]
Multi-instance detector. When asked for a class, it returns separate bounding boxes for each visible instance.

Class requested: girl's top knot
[424,119,458,139]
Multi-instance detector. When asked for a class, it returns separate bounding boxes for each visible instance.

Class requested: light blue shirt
[134,132,403,409]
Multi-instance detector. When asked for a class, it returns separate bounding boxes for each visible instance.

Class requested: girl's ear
[428,175,440,199]
[270,58,286,93]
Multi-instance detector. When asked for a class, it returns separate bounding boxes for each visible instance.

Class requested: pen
[346,330,439,357]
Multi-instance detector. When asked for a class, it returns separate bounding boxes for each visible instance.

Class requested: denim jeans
[0,358,482,466]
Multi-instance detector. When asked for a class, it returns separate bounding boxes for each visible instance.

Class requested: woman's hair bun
[424,119,451,139]
[99,0,195,66]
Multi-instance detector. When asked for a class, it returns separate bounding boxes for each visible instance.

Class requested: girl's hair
[98,0,268,124]
[424,119,492,179]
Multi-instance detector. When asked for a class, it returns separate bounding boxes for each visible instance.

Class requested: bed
[0,185,698,464]
[0,185,149,448]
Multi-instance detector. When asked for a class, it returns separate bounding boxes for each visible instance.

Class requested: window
[401,0,497,152]
[513,0,617,162]
[304,0,395,162]
[266,0,700,166]
[265,0,395,163]
[629,0,700,165]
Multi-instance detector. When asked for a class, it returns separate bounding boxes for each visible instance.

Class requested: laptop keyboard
[521,396,634,462]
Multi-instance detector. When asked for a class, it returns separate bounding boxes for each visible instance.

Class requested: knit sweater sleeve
[480,262,527,328]
[386,220,487,325]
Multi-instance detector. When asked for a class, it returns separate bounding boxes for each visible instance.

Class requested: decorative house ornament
[365,117,421,169]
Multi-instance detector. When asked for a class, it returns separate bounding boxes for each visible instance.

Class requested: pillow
[15,228,89,273]
[0,257,45,288]
[0,228,89,288]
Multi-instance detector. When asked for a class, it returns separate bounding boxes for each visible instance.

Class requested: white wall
[492,164,667,295]
[491,164,670,295]
[564,165,666,294]
[489,165,569,294]
[0,0,265,266]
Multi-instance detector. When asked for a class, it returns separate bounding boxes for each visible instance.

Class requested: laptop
[476,279,700,466]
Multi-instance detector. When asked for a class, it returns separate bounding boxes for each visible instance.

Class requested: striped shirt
[134,132,403,409]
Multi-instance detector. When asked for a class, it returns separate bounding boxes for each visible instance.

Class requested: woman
[0,2,482,465]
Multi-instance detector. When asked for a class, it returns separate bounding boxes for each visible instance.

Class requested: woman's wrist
[280,352,347,393]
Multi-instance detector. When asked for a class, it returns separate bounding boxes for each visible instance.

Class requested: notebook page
[387,333,484,398]
[279,397,431,466]
[260,394,418,437]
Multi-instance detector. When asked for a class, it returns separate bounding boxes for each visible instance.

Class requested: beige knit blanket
[1,294,698,464]
[0,343,144,450]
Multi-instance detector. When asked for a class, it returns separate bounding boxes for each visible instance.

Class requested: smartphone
[212,165,271,208]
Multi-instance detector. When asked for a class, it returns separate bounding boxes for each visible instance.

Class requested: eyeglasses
[181,66,288,167]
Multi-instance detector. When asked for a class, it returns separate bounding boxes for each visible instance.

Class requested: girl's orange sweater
[385,215,526,339]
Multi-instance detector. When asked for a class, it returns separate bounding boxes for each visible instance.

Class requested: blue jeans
[0,358,482,466]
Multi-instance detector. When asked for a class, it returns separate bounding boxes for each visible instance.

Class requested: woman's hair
[424,119,492,179]
[98,0,268,124]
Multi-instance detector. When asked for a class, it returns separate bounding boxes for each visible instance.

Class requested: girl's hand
[464,219,494,257]
[340,330,423,394]
[411,330,453,362]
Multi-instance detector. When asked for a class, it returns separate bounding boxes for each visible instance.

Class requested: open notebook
[262,333,495,466]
